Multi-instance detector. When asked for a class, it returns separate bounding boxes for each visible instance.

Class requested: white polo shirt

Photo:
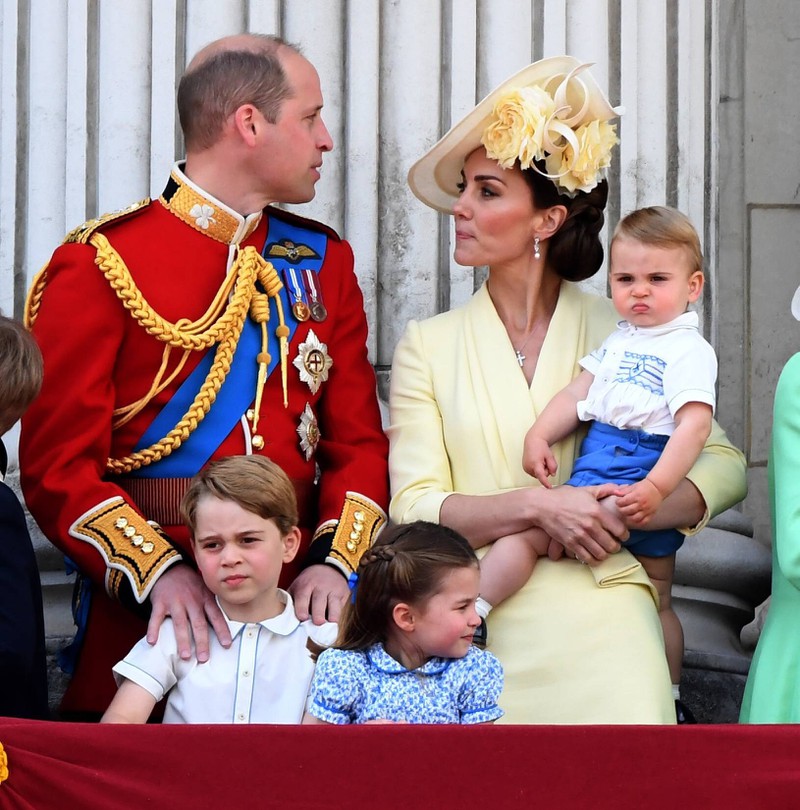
[577,311,717,436]
[112,590,337,724]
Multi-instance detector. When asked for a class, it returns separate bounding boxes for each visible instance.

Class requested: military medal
[293,330,333,394]
[283,268,311,322]
[293,301,311,322]
[303,269,328,322]
[297,403,320,460]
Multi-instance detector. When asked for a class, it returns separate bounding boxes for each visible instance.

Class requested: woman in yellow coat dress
[388,57,747,723]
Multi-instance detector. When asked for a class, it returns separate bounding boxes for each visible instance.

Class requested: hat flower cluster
[480,64,619,196]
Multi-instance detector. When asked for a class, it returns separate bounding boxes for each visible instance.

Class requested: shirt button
[237,713,246,722]
[246,630,255,638]
[243,670,250,678]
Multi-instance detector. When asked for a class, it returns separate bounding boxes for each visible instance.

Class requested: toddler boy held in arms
[102,455,336,724]
[476,207,716,721]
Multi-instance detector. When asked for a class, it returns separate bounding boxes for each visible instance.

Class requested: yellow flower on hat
[481,86,556,169]
[544,119,619,194]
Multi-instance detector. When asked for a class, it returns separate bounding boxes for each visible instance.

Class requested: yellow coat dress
[388,281,747,724]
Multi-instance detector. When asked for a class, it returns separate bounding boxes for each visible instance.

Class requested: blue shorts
[566,422,684,558]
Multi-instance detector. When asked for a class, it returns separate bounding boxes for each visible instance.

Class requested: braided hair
[334,521,478,652]
[522,163,609,282]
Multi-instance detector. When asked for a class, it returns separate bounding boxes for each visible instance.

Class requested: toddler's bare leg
[479,528,550,608]
[598,495,683,683]
[636,554,682,684]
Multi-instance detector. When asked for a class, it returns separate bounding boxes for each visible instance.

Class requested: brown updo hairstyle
[522,162,609,282]
[335,521,478,652]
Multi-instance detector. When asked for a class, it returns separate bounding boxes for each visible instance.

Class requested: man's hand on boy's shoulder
[146,565,232,661]
[290,564,348,625]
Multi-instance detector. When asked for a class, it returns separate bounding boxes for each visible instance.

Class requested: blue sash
[130,214,327,477]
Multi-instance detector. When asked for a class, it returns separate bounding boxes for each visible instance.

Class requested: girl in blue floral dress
[303,521,503,724]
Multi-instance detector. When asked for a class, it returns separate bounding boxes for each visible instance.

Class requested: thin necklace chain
[514,329,537,367]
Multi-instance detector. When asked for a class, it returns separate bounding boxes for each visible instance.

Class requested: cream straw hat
[408,55,623,213]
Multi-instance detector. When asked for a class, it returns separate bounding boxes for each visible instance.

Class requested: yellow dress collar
[159,162,262,245]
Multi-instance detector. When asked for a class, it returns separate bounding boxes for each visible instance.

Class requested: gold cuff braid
[327,493,387,576]
[69,497,181,604]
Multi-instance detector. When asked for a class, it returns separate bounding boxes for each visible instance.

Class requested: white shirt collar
[617,310,699,336]
[217,589,301,640]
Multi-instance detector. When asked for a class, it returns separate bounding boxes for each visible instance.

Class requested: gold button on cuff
[328,493,388,576]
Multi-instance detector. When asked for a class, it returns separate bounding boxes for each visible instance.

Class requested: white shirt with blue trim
[112,590,337,724]
[577,311,717,436]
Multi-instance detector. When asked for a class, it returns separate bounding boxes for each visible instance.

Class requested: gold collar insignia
[159,164,261,245]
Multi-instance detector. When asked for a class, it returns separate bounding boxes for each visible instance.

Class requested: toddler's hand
[523,435,558,488]
[615,479,663,527]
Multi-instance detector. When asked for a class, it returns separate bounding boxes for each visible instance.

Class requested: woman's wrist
[519,484,548,530]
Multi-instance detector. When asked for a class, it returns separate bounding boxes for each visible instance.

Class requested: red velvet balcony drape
[0,720,798,809]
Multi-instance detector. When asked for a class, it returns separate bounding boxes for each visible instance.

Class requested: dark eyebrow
[460,171,507,186]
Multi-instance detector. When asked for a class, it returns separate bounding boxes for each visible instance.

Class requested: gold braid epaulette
[25,220,287,476]
[24,200,151,329]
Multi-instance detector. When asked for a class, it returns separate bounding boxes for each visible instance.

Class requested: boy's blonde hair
[181,455,298,536]
[0,316,43,434]
[613,206,703,275]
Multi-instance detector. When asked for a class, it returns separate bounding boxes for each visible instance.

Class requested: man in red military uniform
[20,34,389,716]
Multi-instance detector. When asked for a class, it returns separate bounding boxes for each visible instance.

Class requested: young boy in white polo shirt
[101,455,336,724]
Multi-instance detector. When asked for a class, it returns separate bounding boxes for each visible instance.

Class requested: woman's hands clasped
[530,483,628,565]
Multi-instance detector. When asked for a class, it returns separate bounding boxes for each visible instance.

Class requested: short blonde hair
[0,316,43,433]
[181,455,298,536]
[613,206,703,275]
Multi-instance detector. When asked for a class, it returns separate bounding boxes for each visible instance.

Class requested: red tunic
[20,169,389,713]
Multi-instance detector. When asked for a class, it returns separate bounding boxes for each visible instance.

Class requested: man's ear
[392,602,416,633]
[231,104,262,146]
[282,527,302,564]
